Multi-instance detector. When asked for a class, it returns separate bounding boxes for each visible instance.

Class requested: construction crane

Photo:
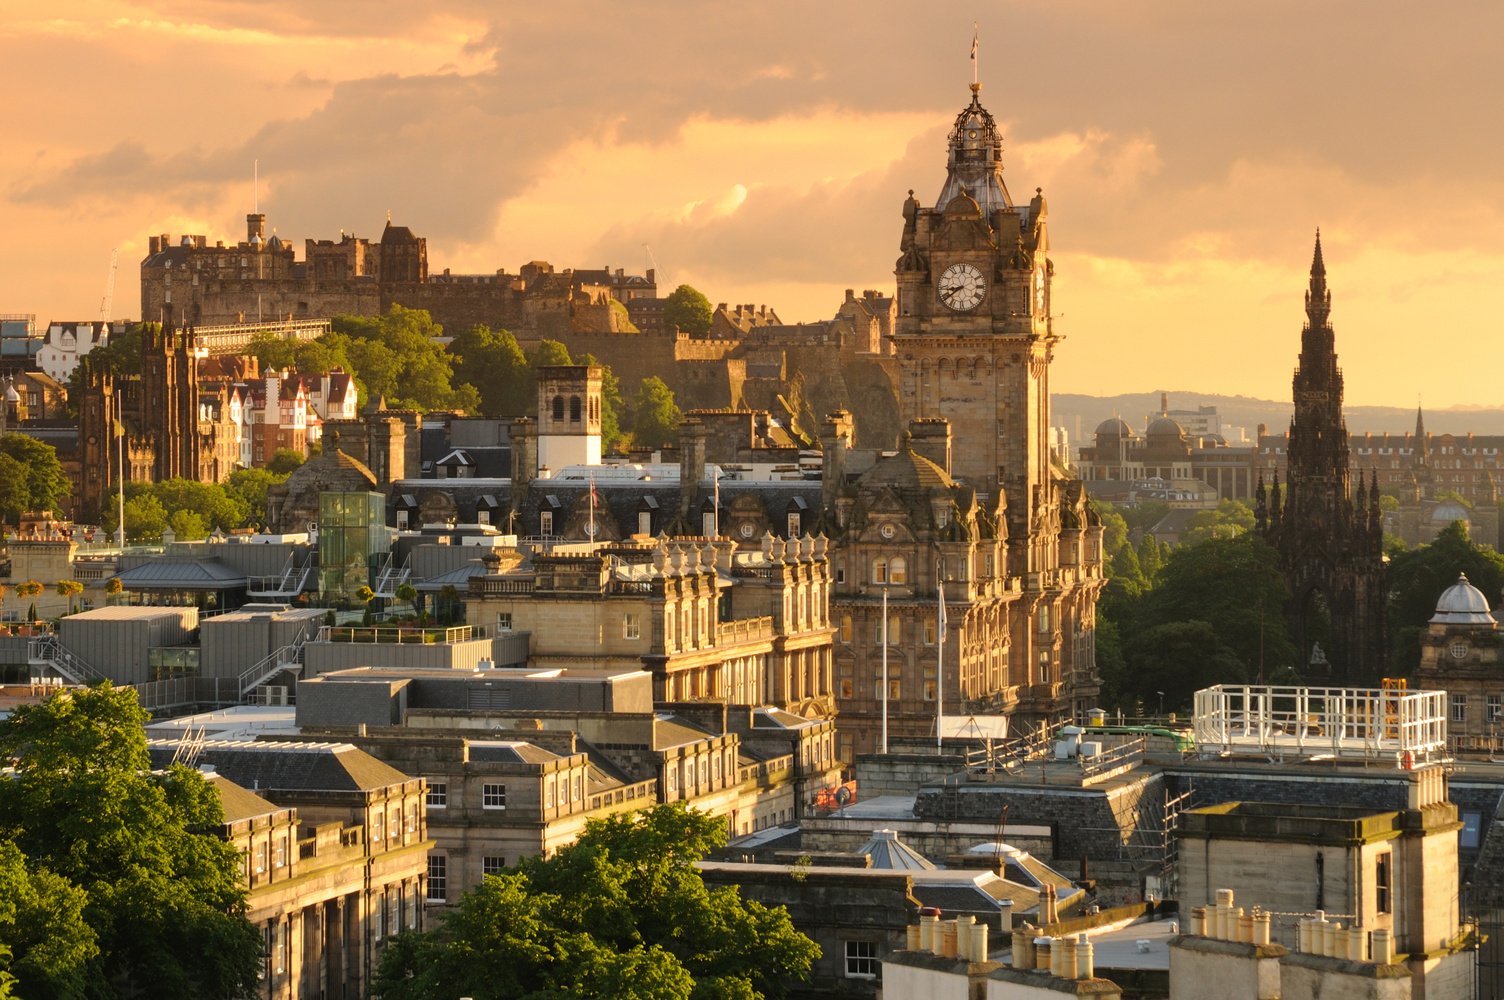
[99,247,118,322]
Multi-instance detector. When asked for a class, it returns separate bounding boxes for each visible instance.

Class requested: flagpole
[881,586,889,755]
[971,23,980,89]
[116,420,126,549]
[589,473,596,540]
[937,579,946,750]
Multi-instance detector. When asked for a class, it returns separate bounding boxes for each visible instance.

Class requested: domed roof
[1431,572,1496,626]
[857,441,954,495]
[1146,416,1186,439]
[1095,417,1134,438]
[1432,500,1470,524]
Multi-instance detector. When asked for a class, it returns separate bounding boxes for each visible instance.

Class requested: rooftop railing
[315,624,486,645]
[1193,684,1448,763]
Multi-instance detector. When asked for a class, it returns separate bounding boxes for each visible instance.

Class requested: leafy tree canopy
[1179,499,1256,546]
[266,448,306,475]
[330,306,478,413]
[374,803,818,1000]
[1386,521,1504,673]
[0,436,71,523]
[663,285,714,337]
[0,685,261,1000]
[633,376,682,451]
[449,325,530,418]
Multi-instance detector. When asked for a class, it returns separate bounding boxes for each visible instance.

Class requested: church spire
[1414,403,1429,465]
[1305,229,1331,328]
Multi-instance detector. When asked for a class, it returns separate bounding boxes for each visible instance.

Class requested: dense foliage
[662,284,714,336]
[632,376,683,450]
[1386,521,1504,672]
[0,685,261,999]
[102,472,288,542]
[374,803,818,1000]
[0,436,71,524]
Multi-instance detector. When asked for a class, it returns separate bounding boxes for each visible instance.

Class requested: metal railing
[238,626,312,698]
[372,554,411,598]
[1079,735,1146,781]
[247,552,313,597]
[27,636,108,686]
[315,624,485,645]
[1194,684,1449,762]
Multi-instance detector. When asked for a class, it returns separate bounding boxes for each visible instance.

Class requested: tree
[0,839,98,1000]
[266,449,305,475]
[394,583,418,619]
[633,376,682,450]
[1180,499,1256,545]
[1386,521,1504,672]
[374,803,818,1000]
[0,685,261,999]
[1121,621,1249,714]
[0,455,29,526]
[224,468,287,529]
[449,325,530,418]
[356,586,376,625]
[54,580,84,616]
[662,285,713,336]
[104,578,124,606]
[0,436,70,519]
[332,306,478,413]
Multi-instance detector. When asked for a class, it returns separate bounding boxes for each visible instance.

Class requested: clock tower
[894,83,1059,564]
[889,82,1106,723]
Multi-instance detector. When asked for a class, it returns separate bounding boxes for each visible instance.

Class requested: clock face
[938,263,985,312]
[880,523,896,539]
[739,522,755,539]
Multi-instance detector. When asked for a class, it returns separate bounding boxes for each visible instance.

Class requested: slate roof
[653,713,714,750]
[858,828,936,871]
[146,739,410,793]
[206,771,284,823]
[117,558,247,589]
[468,740,562,765]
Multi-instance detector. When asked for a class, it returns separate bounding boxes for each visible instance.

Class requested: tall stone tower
[536,365,603,472]
[888,82,1105,722]
[1257,234,1386,683]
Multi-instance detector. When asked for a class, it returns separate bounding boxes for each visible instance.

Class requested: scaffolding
[1193,684,1448,763]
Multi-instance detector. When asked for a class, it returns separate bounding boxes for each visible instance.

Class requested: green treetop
[0,685,261,1000]
[663,285,714,336]
[374,802,818,1000]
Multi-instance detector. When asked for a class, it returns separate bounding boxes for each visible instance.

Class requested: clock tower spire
[889,80,1104,726]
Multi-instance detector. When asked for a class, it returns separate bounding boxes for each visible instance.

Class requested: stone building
[467,534,835,718]
[1416,573,1504,754]
[1257,235,1387,684]
[289,665,841,902]
[882,81,1106,737]
[145,738,432,1000]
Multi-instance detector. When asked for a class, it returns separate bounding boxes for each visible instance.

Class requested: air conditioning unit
[263,686,289,706]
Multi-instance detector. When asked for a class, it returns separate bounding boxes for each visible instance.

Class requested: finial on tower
[1311,228,1326,277]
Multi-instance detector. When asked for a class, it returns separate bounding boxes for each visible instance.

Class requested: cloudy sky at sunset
[4,1,1501,405]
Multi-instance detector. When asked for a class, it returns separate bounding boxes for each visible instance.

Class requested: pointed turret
[1305,229,1331,328]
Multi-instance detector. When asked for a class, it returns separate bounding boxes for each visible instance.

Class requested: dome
[1094,417,1134,439]
[1432,500,1470,524]
[1146,416,1186,440]
[1430,572,1496,626]
[857,442,954,495]
[3,382,18,404]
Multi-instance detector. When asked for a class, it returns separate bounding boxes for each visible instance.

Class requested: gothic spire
[1414,403,1430,465]
[1305,229,1331,328]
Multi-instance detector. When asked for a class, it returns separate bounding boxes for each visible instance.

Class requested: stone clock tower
[894,84,1064,563]
[887,82,1106,723]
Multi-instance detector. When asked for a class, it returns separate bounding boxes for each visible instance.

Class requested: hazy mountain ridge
[1054,392,1504,440]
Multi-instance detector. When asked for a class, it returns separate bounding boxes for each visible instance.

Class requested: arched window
[872,558,888,584]
[889,557,908,585]
[551,395,564,420]
[570,396,582,422]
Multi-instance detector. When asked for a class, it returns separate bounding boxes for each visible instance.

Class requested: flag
[113,418,125,438]
[970,26,978,62]
[937,579,947,632]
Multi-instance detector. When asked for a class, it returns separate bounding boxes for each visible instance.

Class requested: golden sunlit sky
[4,2,1501,406]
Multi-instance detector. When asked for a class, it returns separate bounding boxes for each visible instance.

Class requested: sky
[3,1,1502,406]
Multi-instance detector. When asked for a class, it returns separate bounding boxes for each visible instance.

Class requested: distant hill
[1053,392,1504,443]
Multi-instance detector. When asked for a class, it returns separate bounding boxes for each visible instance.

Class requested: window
[1490,695,1502,723]
[274,835,288,868]
[638,510,653,535]
[845,940,879,978]
[255,841,268,874]
[375,890,386,940]
[836,566,845,584]
[889,557,907,585]
[787,512,801,537]
[1375,852,1392,914]
[1038,605,1052,633]
[573,774,583,802]
[552,395,564,420]
[540,510,554,536]
[1453,694,1468,723]
[495,612,513,633]
[396,509,409,530]
[483,783,508,810]
[839,615,853,644]
[570,396,582,422]
[702,509,719,537]
[624,613,641,640]
[872,558,887,584]
[477,509,491,525]
[427,781,448,809]
[482,856,507,877]
[370,811,383,843]
[406,803,418,833]
[427,855,447,902]
[547,780,556,808]
[923,617,937,646]
[840,678,854,698]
